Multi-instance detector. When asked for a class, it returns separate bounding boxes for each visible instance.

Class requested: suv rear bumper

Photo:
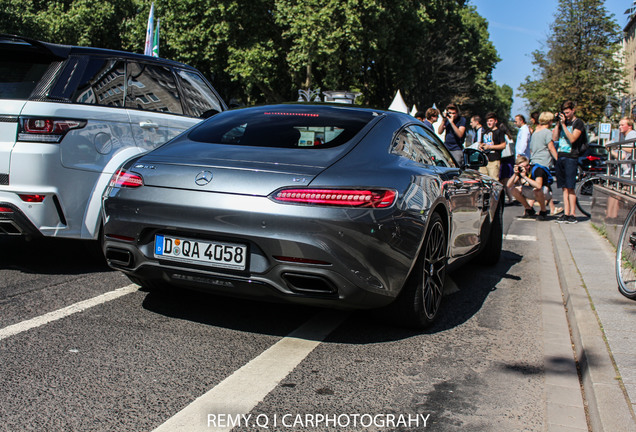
[0,203,42,237]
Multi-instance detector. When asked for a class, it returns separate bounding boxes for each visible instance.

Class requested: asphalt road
[0,205,558,431]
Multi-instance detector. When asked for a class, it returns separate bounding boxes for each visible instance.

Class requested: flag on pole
[144,3,155,56]
[152,19,160,58]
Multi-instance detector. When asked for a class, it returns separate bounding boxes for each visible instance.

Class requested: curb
[550,222,634,431]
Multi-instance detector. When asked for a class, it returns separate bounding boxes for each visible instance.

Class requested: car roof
[227,102,404,117]
[0,33,196,70]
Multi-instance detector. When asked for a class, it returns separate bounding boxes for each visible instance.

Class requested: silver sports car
[102,104,503,328]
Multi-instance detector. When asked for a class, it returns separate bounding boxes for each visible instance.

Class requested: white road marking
[0,284,139,341]
[504,234,537,242]
[152,311,349,432]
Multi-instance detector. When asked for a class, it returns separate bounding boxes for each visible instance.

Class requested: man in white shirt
[608,117,636,177]
[514,114,531,158]
[468,115,484,149]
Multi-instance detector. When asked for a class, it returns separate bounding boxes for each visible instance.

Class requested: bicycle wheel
[575,175,601,217]
[616,204,636,299]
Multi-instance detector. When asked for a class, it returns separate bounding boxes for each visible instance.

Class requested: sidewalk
[550,218,636,431]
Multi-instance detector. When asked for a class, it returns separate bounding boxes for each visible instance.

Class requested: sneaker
[555,214,568,223]
[520,208,536,219]
[537,211,548,221]
[565,215,578,224]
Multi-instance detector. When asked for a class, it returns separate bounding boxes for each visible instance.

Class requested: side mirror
[463,148,488,169]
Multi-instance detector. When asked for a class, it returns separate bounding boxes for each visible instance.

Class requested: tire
[388,213,447,329]
[575,176,600,217]
[476,202,503,266]
[576,166,585,182]
[616,205,636,300]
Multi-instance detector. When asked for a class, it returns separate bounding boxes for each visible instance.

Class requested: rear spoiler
[0,33,70,60]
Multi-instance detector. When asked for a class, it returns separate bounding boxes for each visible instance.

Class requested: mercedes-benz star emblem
[195,170,213,186]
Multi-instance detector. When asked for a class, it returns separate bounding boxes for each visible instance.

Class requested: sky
[470,0,633,118]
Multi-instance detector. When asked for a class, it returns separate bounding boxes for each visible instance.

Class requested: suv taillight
[18,118,87,143]
[110,169,144,188]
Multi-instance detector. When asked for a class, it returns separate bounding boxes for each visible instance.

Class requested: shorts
[520,185,552,202]
[555,157,577,189]
[479,160,501,180]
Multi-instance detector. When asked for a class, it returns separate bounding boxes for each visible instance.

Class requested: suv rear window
[70,57,126,106]
[188,106,378,148]
[0,52,53,99]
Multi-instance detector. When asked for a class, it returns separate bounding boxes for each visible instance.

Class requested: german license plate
[154,235,247,271]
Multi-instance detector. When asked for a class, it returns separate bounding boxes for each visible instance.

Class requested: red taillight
[272,189,396,208]
[18,194,45,203]
[586,156,600,162]
[0,206,13,213]
[110,170,144,188]
[18,118,86,143]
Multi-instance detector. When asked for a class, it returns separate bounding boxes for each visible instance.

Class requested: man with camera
[507,155,552,221]
[552,100,586,224]
[437,103,466,165]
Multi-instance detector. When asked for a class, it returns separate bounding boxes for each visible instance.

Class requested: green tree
[0,0,506,113]
[519,0,623,121]
[0,0,138,49]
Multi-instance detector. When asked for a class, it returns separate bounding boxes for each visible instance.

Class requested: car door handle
[140,121,159,129]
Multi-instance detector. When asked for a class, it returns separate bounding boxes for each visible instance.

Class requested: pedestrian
[529,111,540,132]
[530,111,561,215]
[530,112,557,168]
[507,155,552,221]
[437,103,466,164]
[498,121,516,203]
[514,114,531,159]
[417,108,439,133]
[607,117,636,177]
[552,100,586,223]
[467,115,484,150]
[478,112,507,179]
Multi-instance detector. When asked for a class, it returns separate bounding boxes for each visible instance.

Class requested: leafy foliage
[1,0,510,117]
[519,0,623,121]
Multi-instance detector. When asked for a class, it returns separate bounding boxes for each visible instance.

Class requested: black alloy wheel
[420,215,447,322]
[387,212,447,329]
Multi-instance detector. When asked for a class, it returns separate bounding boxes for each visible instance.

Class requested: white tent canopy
[388,90,408,113]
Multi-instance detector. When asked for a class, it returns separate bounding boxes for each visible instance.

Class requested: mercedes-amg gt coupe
[102,104,503,328]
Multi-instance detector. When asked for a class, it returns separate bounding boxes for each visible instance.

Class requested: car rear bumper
[105,252,394,309]
[102,187,426,309]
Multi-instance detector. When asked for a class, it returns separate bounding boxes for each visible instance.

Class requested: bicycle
[575,172,603,217]
[616,203,636,299]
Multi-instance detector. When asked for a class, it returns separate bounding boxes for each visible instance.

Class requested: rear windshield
[188,106,379,148]
[0,51,53,99]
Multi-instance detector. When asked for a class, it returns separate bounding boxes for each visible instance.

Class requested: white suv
[0,34,226,240]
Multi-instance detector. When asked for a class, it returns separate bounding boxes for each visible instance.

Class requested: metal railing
[604,138,636,196]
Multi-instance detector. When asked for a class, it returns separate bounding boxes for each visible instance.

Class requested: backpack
[531,164,553,185]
